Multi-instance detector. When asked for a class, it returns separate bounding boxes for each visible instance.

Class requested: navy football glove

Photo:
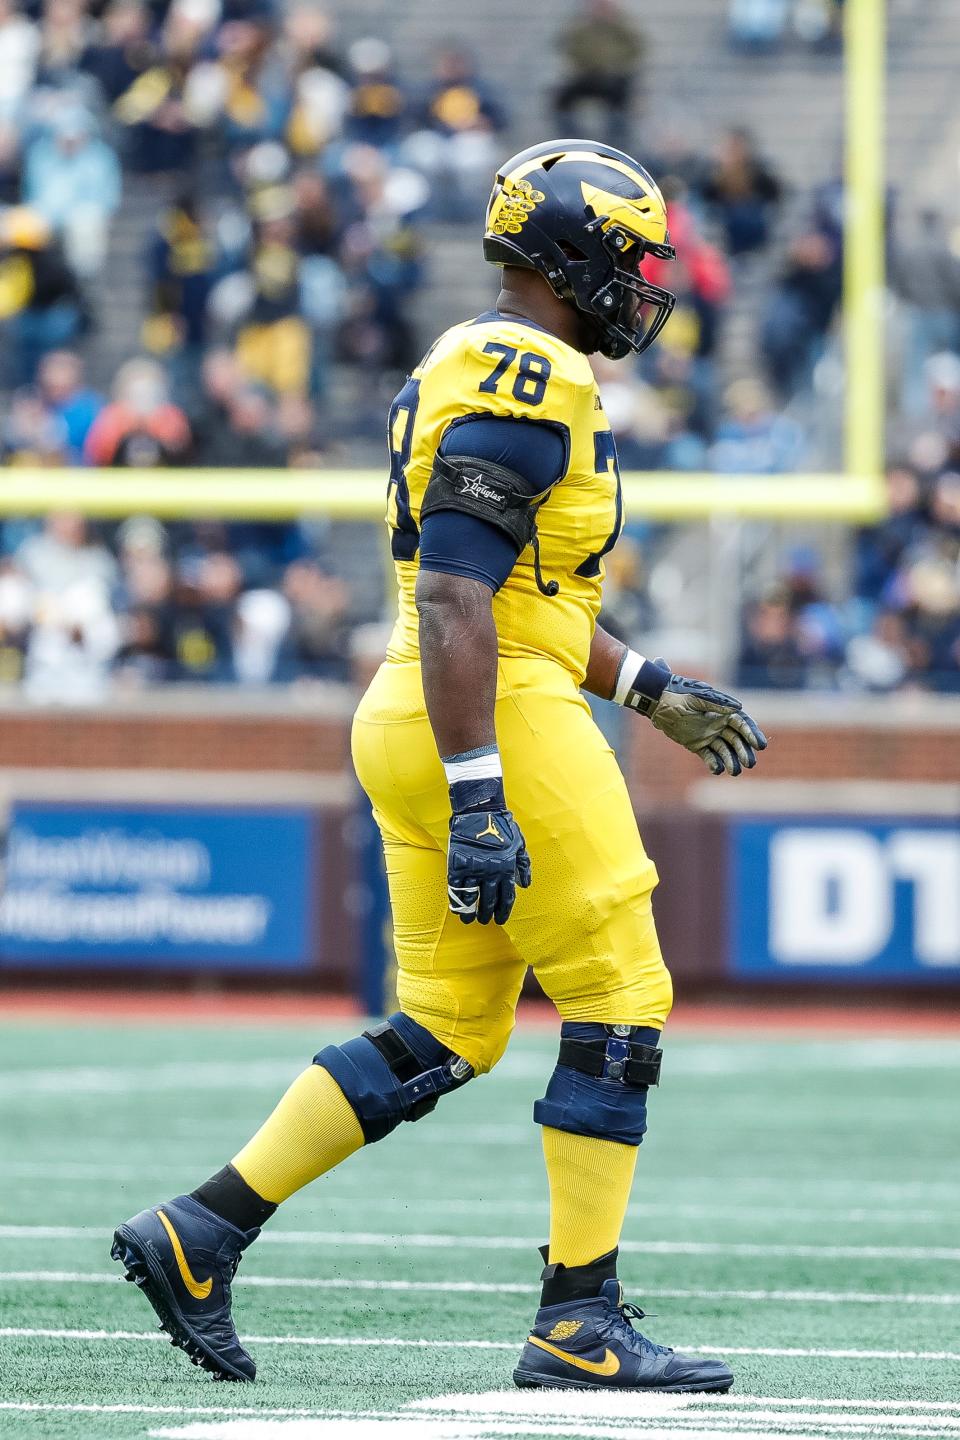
[621,656,768,777]
[447,777,531,925]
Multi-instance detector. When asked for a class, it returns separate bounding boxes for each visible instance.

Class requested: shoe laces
[609,1297,673,1358]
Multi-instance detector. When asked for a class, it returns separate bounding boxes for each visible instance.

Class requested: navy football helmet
[483,139,676,360]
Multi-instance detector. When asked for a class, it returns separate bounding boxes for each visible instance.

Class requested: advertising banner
[729,817,960,980]
[0,802,317,971]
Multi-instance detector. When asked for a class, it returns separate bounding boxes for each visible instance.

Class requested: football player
[112,140,767,1394]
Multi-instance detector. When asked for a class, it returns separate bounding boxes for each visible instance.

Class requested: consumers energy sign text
[0,803,315,970]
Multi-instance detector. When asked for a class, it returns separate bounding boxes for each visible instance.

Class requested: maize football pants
[351,657,673,1074]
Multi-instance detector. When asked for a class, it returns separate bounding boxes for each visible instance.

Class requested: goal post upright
[843,0,887,488]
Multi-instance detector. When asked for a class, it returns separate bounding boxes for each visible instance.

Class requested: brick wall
[0,696,352,775]
[1,693,957,796]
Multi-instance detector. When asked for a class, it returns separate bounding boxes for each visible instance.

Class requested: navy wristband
[449,776,507,815]
[620,657,671,716]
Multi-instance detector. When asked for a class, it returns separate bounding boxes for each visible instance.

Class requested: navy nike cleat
[111,1194,258,1382]
[514,1279,734,1393]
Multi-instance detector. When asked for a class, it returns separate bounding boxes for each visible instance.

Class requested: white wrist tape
[442,749,503,785]
[612,649,647,707]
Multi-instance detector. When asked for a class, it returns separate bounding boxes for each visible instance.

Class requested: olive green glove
[617,654,768,777]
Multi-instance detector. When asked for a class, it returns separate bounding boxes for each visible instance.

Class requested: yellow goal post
[0,0,885,526]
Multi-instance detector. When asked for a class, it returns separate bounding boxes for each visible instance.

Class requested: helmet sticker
[489,175,546,236]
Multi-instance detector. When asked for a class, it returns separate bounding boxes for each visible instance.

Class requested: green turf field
[2,1018,959,1440]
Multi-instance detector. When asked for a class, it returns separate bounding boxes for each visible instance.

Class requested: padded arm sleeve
[418,417,567,593]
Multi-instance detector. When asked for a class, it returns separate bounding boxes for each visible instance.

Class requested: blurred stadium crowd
[0,0,957,695]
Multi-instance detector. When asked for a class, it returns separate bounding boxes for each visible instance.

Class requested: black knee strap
[558,1026,662,1087]
[364,1020,473,1122]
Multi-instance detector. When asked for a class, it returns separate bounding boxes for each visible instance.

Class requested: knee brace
[533,1023,662,1146]
[314,1012,473,1144]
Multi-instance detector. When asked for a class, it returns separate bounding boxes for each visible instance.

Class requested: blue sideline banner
[729,817,960,980]
[0,802,316,970]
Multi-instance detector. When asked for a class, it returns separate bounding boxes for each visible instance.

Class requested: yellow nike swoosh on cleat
[528,1336,621,1376]
[156,1209,214,1300]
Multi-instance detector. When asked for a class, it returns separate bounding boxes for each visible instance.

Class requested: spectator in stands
[292,167,340,258]
[229,187,313,397]
[0,555,32,684]
[232,586,291,683]
[760,228,842,398]
[17,510,117,594]
[907,351,960,472]
[170,545,242,682]
[598,534,657,640]
[593,351,706,469]
[2,384,69,464]
[844,609,912,693]
[195,15,290,157]
[702,128,782,257]
[403,45,506,220]
[187,347,242,453]
[282,557,349,679]
[84,356,191,465]
[113,515,177,686]
[36,348,104,459]
[23,103,122,276]
[0,121,21,205]
[287,167,348,390]
[738,588,806,688]
[144,191,216,390]
[115,603,176,685]
[194,382,287,469]
[552,0,645,145]
[113,5,206,173]
[345,38,407,151]
[793,0,844,49]
[282,5,349,159]
[282,5,345,84]
[891,214,960,417]
[338,144,425,374]
[23,572,120,703]
[728,0,789,51]
[854,465,928,604]
[710,377,804,473]
[0,0,39,122]
[648,127,710,214]
[81,0,154,107]
[642,200,732,367]
[35,0,92,91]
[891,547,960,692]
[0,206,85,386]
[13,517,118,708]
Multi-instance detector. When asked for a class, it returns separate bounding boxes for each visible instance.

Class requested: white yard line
[0,1403,400,1419]
[3,1224,960,1261]
[144,1423,960,1440]
[3,1270,959,1308]
[3,1394,960,1419]
[3,1326,959,1363]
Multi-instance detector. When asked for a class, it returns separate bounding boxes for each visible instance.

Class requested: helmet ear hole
[559,241,587,262]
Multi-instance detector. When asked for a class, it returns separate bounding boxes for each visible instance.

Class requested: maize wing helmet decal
[483,138,676,360]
